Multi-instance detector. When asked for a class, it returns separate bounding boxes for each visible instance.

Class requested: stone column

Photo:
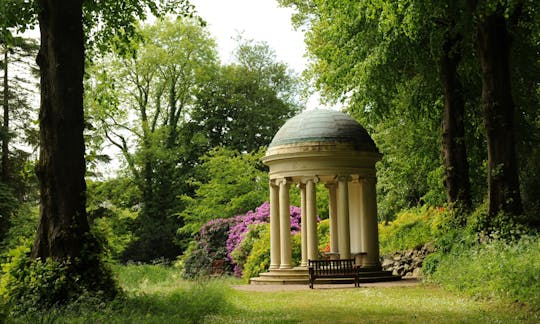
[269,179,280,270]
[298,183,307,267]
[337,175,351,259]
[304,177,319,261]
[360,176,380,268]
[278,178,292,269]
[325,182,339,254]
[348,177,362,254]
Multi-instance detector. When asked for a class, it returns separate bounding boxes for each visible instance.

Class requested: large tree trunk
[474,12,523,220]
[440,35,472,213]
[32,0,90,260]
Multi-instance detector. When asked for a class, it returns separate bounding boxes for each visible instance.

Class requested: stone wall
[380,244,436,278]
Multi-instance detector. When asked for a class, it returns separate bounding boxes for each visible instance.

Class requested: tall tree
[0,37,39,186]
[467,0,524,220]
[438,1,472,211]
[279,0,475,214]
[87,18,218,261]
[191,38,302,152]
[22,0,196,303]
[33,0,89,261]
[0,0,38,242]
[282,0,540,227]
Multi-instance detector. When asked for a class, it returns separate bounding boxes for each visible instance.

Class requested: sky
[191,0,307,72]
[190,0,328,110]
[22,0,326,110]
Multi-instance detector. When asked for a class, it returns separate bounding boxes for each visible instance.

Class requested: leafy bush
[425,233,540,310]
[89,205,137,261]
[179,148,269,235]
[241,224,271,281]
[378,206,443,255]
[317,219,330,254]
[0,204,38,261]
[230,223,267,277]
[241,226,303,281]
[0,240,119,316]
[227,202,300,275]
[241,220,329,281]
[181,202,301,278]
[180,217,237,279]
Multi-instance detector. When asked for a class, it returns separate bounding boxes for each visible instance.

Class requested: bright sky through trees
[191,0,306,70]
[191,0,327,110]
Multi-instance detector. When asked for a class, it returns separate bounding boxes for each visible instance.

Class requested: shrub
[180,217,237,279]
[241,226,303,281]
[226,203,301,276]
[230,223,267,277]
[0,239,119,316]
[181,202,302,279]
[0,204,38,262]
[317,219,330,255]
[378,206,443,255]
[89,206,137,261]
[241,224,271,281]
[425,233,540,310]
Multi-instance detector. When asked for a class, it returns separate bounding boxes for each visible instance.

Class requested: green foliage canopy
[179,147,269,235]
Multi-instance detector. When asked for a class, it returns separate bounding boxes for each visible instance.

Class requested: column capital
[300,176,319,184]
[336,175,352,182]
[325,181,337,189]
[276,177,291,187]
[269,179,279,187]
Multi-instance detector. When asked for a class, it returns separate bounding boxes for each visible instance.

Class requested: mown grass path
[214,283,537,323]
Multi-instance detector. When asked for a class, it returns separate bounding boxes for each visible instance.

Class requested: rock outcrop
[380,244,436,278]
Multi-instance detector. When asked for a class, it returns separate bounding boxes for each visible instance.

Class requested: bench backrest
[309,259,355,275]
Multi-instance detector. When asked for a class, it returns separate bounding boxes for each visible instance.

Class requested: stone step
[250,277,308,285]
[250,269,401,285]
[258,272,308,279]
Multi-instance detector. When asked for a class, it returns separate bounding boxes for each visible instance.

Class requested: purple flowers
[185,202,302,277]
[226,202,300,276]
[225,202,301,276]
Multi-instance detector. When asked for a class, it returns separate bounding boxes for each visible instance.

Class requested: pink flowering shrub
[182,217,237,278]
[182,202,302,278]
[227,203,301,276]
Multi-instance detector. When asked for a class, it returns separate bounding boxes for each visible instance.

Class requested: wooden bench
[308,259,359,289]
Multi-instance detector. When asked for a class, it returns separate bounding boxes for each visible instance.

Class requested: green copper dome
[268,109,378,152]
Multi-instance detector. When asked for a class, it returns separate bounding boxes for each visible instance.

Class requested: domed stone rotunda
[251,109,397,284]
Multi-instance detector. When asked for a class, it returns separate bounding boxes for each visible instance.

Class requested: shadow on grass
[8,279,539,323]
[11,281,233,324]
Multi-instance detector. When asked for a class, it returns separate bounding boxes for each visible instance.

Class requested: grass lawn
[13,264,539,323]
